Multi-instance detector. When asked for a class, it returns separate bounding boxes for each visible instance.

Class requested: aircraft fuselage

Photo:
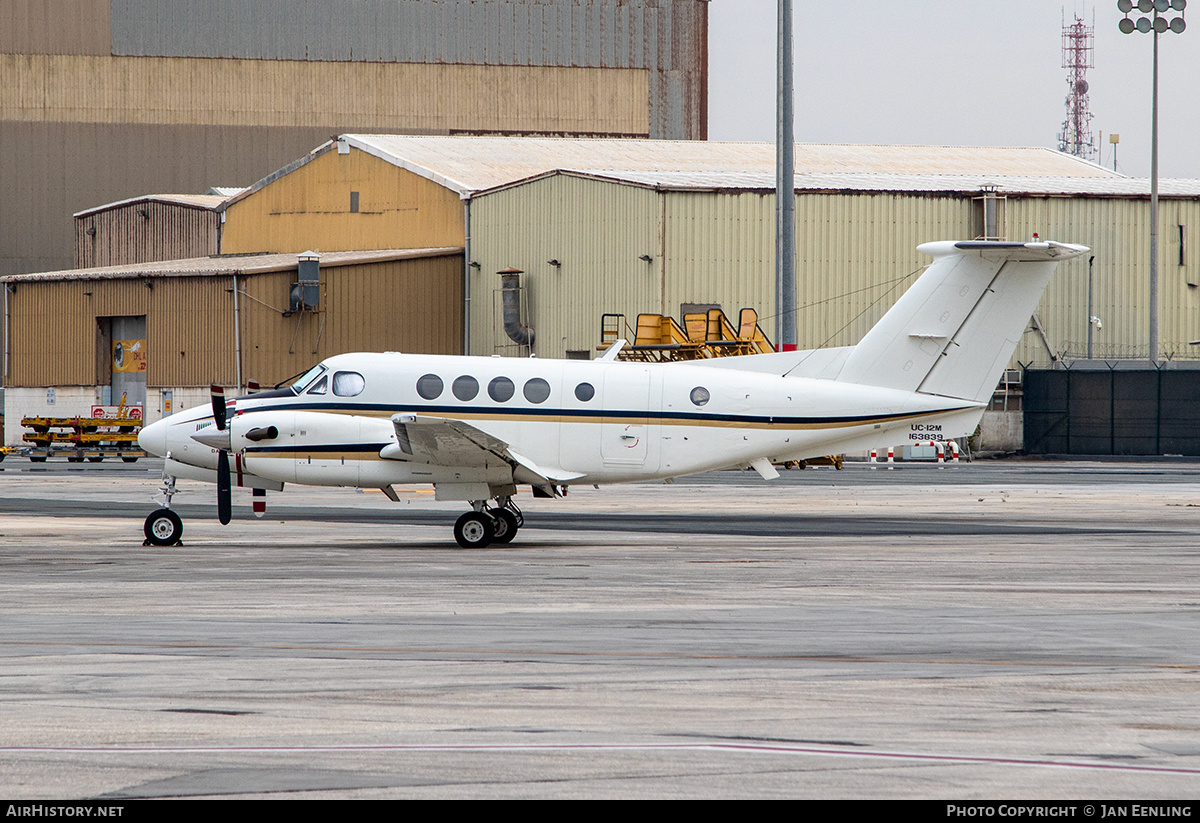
[141,351,980,491]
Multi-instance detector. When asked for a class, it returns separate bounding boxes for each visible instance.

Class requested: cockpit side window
[332,371,365,397]
[306,374,328,395]
[290,364,326,393]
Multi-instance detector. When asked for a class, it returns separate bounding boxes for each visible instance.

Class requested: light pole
[776,0,796,352]
[1118,0,1186,364]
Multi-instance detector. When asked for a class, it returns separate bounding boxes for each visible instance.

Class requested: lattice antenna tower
[1058,9,1097,161]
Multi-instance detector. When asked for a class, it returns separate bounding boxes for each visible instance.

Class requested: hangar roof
[510,169,1200,198]
[0,247,463,283]
[343,135,1123,192]
[223,135,1140,207]
[74,194,229,218]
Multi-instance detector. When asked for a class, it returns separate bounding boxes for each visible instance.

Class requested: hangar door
[96,316,147,413]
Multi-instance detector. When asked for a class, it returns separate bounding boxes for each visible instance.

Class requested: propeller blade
[216,449,232,525]
[252,487,266,518]
[210,384,227,430]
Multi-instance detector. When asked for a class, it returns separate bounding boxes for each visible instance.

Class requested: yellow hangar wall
[6,276,237,389]
[221,148,468,254]
[4,254,464,391]
[236,256,464,384]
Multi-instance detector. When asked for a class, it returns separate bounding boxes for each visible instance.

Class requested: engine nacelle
[235,410,382,486]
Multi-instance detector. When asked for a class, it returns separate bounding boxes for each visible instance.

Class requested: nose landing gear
[143,470,183,546]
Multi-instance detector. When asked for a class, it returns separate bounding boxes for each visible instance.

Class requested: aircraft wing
[380,413,583,484]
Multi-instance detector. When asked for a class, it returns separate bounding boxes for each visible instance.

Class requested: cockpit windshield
[289,364,327,393]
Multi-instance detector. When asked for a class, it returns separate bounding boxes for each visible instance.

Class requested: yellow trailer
[20,416,144,463]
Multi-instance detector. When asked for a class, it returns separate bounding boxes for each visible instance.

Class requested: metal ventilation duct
[499,268,534,347]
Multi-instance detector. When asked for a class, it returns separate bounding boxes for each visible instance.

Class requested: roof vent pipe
[499,268,534,347]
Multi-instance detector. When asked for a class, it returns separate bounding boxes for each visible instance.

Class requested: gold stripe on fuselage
[238,404,975,432]
[246,451,388,462]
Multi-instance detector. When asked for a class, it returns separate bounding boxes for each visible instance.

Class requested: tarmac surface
[2,457,1200,799]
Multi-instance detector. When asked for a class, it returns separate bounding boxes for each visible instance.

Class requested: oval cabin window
[416,374,443,400]
[523,378,551,404]
[453,375,480,401]
[488,376,515,402]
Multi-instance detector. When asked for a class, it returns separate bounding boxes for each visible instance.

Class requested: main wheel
[488,508,520,544]
[453,511,494,549]
[144,508,183,546]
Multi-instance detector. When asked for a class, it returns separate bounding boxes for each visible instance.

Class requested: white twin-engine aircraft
[137,240,1086,548]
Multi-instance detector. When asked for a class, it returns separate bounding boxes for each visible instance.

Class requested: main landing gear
[144,472,183,546]
[453,497,524,549]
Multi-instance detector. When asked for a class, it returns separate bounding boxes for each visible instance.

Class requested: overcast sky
[707,0,1200,179]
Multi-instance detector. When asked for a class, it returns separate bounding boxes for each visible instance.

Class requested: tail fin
[836,241,1088,402]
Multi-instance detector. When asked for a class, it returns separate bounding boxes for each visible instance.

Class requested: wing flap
[381,413,583,484]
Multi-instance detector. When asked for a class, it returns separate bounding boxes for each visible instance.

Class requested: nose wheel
[143,467,183,546]
[144,508,183,546]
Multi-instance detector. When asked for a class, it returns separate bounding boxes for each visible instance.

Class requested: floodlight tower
[1118,0,1187,364]
[1058,12,1097,161]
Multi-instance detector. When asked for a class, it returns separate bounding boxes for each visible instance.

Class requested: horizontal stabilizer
[692,345,854,379]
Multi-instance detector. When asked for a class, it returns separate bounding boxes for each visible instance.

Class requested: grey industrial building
[1,0,709,278]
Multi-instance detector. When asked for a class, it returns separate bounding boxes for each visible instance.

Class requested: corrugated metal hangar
[6,132,1200,449]
[218,134,1200,366]
[3,248,463,435]
[1,0,709,278]
[74,195,228,269]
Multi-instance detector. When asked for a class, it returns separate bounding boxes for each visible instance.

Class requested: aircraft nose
[137,417,168,457]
